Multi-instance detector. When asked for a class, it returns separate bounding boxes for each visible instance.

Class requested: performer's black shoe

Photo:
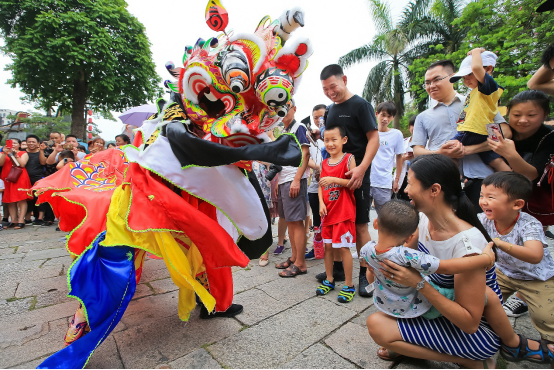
[199,303,243,319]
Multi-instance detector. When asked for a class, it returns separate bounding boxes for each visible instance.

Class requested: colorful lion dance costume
[32,3,312,368]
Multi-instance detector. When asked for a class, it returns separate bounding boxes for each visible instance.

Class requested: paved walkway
[0,217,552,369]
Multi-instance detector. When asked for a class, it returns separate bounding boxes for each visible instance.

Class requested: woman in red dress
[0,138,32,229]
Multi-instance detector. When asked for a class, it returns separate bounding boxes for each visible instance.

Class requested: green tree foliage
[408,0,554,110]
[0,0,162,140]
[339,0,413,129]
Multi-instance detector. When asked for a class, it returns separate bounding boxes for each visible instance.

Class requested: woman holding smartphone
[0,138,32,229]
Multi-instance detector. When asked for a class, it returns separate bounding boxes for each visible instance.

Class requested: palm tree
[339,0,468,127]
[339,0,415,129]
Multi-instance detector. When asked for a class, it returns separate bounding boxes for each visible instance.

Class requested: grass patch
[239,324,249,332]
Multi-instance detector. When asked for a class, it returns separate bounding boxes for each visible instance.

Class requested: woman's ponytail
[411,155,494,245]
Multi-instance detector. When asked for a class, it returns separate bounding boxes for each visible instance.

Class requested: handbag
[524,131,554,226]
[5,166,23,183]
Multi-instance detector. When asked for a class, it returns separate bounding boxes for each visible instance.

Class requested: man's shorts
[277,178,308,222]
[370,186,392,215]
[354,182,371,224]
[322,220,356,249]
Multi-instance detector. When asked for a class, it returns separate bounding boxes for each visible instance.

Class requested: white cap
[450,51,498,82]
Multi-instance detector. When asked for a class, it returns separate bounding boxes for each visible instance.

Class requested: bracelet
[482,252,494,267]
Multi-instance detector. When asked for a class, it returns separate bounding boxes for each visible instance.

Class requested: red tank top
[320,153,356,226]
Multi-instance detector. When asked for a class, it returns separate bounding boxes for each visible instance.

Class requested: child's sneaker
[503,296,528,317]
[273,245,285,255]
[316,280,335,296]
[305,249,316,260]
[338,285,356,303]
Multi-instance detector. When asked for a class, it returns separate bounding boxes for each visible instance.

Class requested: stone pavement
[1,217,552,369]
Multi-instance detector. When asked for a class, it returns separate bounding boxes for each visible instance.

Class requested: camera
[265,164,283,181]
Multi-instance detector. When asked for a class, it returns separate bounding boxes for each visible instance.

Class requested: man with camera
[45,134,85,165]
[274,99,311,277]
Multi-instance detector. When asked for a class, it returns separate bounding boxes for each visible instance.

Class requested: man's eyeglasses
[422,74,453,89]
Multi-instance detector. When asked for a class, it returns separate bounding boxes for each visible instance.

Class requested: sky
[0,0,411,139]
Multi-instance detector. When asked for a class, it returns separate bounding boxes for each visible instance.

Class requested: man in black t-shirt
[318,64,379,297]
[25,135,46,225]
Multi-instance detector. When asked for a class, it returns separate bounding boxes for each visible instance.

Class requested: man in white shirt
[370,102,405,214]
[412,60,506,212]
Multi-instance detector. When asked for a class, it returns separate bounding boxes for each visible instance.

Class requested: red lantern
[88,117,92,123]
[88,109,93,116]
[88,125,92,131]
[88,133,93,139]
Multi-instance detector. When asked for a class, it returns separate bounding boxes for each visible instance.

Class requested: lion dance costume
[32,2,312,368]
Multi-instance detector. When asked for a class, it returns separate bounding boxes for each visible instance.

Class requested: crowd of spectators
[0,132,131,230]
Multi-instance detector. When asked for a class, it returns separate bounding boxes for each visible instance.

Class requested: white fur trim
[274,37,313,78]
[256,132,271,143]
[230,33,267,74]
[277,7,305,42]
[230,121,250,134]
[182,66,213,105]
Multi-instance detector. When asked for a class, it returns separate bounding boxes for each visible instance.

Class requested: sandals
[377,347,404,361]
[279,264,307,277]
[337,285,356,303]
[14,223,25,230]
[500,333,554,364]
[316,280,335,295]
[5,223,15,229]
[275,257,293,269]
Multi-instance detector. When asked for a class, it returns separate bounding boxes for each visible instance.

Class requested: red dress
[1,151,32,203]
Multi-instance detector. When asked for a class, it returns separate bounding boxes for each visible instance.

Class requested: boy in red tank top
[316,125,357,302]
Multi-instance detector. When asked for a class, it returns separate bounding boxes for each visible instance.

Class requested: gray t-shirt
[360,241,440,318]
[478,212,553,281]
[411,94,505,179]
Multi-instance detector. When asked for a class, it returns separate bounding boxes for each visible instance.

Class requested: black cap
[537,0,554,12]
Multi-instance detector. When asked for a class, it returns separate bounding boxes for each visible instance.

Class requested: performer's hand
[289,179,300,198]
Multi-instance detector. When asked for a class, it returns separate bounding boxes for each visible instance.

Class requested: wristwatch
[415,278,426,291]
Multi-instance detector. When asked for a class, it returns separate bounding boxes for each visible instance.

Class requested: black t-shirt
[326,95,378,182]
[514,124,554,181]
[26,151,45,183]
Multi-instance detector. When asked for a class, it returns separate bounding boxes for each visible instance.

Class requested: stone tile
[0,317,67,368]
[168,348,222,369]
[121,292,182,329]
[132,283,154,300]
[10,356,50,369]
[17,241,65,254]
[233,288,289,326]
[149,278,178,294]
[350,304,380,327]
[16,275,68,298]
[35,290,73,309]
[0,281,18,300]
[0,253,26,261]
[0,297,34,318]
[395,358,459,369]
[232,267,280,294]
[85,335,124,369]
[115,309,242,368]
[209,298,356,368]
[257,273,318,306]
[0,301,76,333]
[282,343,357,369]
[140,265,170,283]
[325,322,392,369]
[22,248,68,261]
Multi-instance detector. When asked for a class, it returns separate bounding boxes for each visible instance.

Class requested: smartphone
[486,123,504,141]
[46,140,54,147]
[63,144,73,150]
[5,139,13,149]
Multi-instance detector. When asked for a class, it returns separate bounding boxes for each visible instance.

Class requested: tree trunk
[71,68,87,141]
[393,114,400,130]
